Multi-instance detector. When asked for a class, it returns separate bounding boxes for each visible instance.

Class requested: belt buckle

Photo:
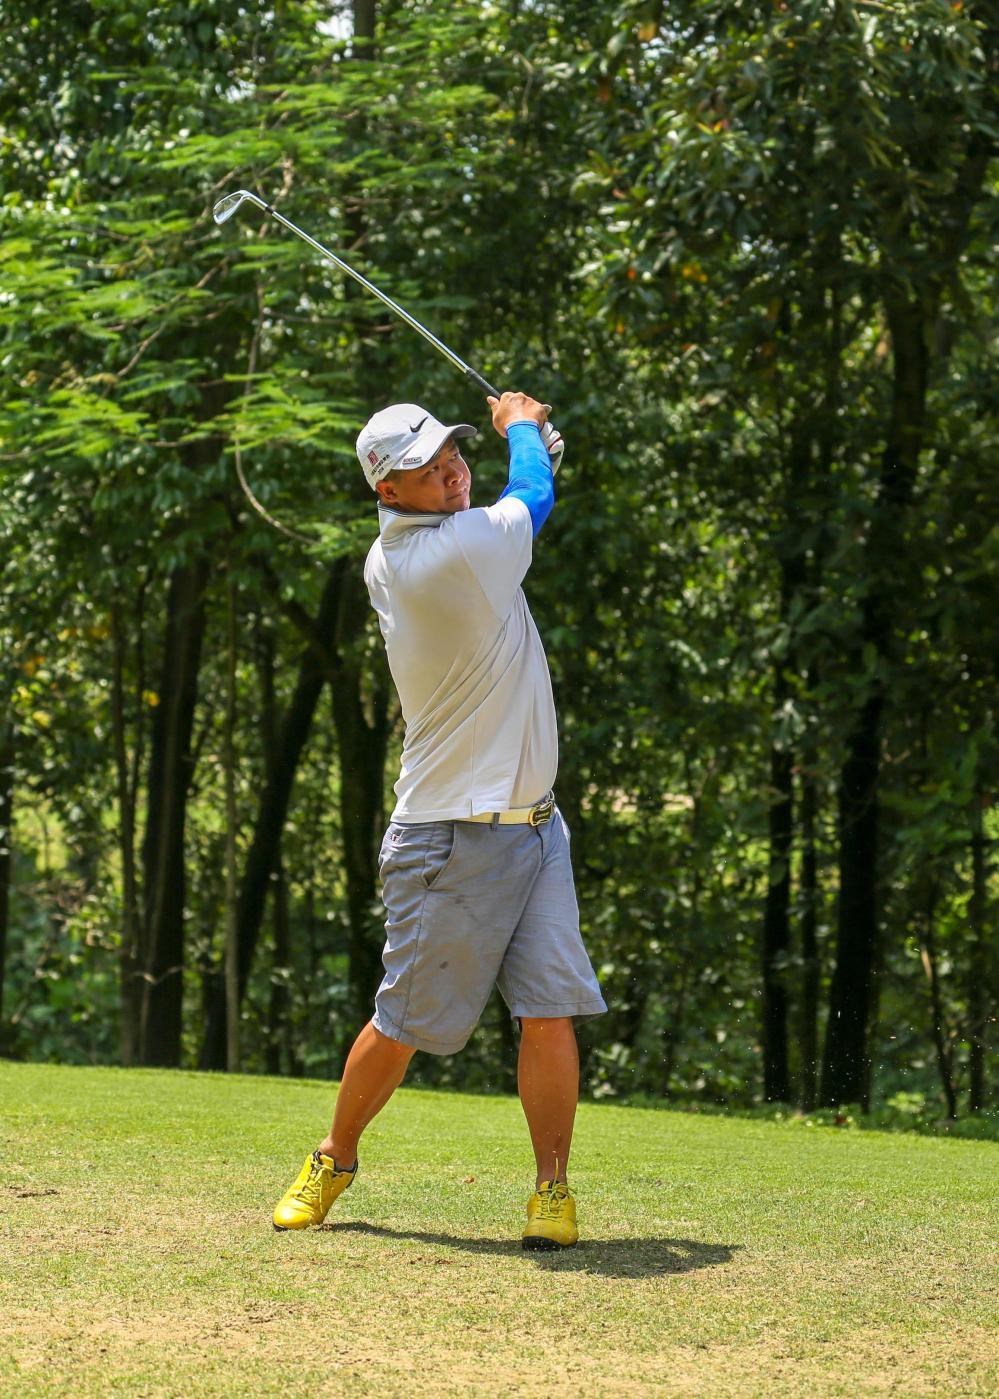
[528,793,554,827]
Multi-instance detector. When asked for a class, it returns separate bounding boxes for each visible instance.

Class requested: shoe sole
[522,1235,578,1251]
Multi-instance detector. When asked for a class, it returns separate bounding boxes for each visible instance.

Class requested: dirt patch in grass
[5,1311,998,1399]
[3,1287,990,1399]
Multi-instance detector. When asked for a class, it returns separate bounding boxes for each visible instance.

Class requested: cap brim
[399,422,477,471]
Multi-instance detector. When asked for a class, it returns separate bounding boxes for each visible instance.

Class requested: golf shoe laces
[291,1150,326,1209]
[535,1181,571,1218]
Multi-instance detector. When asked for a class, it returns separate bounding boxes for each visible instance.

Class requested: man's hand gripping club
[487,392,565,474]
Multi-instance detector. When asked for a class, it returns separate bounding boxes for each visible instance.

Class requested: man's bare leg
[518,1016,579,1187]
[318,1019,415,1167]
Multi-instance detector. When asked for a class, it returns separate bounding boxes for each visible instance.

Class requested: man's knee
[369,1021,418,1061]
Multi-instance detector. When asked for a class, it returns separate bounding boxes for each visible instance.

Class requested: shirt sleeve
[452,496,534,620]
[499,420,555,536]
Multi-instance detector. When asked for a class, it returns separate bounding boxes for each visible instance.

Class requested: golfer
[272,391,607,1249]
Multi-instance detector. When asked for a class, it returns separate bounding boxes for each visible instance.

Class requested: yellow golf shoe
[522,1180,578,1250]
[272,1150,357,1231]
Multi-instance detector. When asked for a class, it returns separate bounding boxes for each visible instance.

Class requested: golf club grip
[467,370,562,464]
[466,368,501,398]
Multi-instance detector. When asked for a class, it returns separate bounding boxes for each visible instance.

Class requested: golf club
[212,189,563,462]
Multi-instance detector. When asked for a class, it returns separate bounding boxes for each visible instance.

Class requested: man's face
[375,436,471,514]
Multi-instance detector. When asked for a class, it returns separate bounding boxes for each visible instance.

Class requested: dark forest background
[1,0,996,1130]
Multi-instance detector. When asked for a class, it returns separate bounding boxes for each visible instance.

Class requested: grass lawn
[1,1062,996,1398]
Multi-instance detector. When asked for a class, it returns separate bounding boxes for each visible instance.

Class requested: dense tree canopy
[1,0,996,1126]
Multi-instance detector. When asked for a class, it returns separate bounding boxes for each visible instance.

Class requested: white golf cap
[356,402,477,491]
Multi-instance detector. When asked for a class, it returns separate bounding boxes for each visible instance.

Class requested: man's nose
[445,456,464,482]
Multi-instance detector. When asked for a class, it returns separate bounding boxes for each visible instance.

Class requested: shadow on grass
[323,1221,739,1278]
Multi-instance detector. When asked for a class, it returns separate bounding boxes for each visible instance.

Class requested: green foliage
[0,0,996,1120]
[2,846,120,1065]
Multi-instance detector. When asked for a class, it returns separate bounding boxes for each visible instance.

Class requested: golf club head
[212,190,257,226]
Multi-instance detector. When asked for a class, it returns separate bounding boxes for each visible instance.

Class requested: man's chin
[445,494,471,512]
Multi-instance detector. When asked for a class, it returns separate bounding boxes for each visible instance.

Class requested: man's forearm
[499,420,555,536]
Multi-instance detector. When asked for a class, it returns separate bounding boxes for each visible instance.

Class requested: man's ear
[375,479,397,505]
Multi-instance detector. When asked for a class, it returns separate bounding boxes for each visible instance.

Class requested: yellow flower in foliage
[143,690,160,707]
[680,262,708,283]
[22,654,45,677]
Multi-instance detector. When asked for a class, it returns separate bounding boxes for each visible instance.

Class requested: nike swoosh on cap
[409,415,428,433]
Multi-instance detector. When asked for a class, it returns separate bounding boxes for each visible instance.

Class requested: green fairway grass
[1,1062,996,1398]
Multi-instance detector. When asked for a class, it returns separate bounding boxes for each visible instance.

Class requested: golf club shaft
[213,190,500,397]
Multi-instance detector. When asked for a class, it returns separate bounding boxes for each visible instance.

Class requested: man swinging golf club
[272,390,607,1249]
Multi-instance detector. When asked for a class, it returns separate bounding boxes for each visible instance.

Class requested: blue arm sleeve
[498,420,555,537]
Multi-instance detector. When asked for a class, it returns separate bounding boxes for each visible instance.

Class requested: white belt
[461,792,555,827]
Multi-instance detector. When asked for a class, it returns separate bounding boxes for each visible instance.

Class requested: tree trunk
[822,693,883,1108]
[199,564,346,1070]
[224,568,240,1073]
[819,123,990,1108]
[798,753,820,1111]
[763,408,818,1105]
[353,0,376,51]
[919,878,958,1120]
[820,295,928,1109]
[968,793,989,1112]
[266,853,292,1075]
[110,595,142,1067]
[762,659,793,1103]
[0,722,13,1039]
[317,0,392,1063]
[138,555,211,1066]
[329,567,391,1051]
[253,622,292,1076]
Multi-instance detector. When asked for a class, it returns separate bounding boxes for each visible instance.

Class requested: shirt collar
[377,502,452,540]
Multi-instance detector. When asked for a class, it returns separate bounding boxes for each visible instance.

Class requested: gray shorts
[372,807,607,1055]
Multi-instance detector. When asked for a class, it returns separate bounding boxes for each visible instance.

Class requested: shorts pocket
[422,822,460,891]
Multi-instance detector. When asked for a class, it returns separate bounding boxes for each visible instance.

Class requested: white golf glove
[541,410,564,475]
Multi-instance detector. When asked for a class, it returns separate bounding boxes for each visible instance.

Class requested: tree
[572,0,997,1107]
